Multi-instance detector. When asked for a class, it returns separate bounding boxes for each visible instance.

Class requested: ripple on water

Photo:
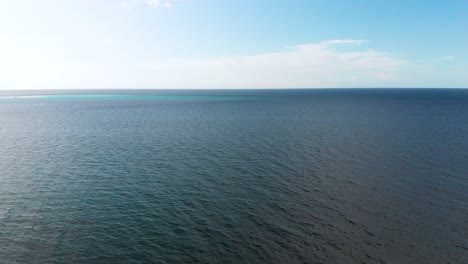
[0,89,467,263]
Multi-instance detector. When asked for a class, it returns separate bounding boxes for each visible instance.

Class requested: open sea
[0,89,467,263]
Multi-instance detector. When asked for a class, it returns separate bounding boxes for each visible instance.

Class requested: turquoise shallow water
[0,89,467,263]
[0,94,242,101]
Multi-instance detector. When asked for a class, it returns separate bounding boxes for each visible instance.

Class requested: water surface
[0,89,467,263]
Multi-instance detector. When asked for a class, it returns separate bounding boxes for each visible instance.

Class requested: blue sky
[0,0,467,89]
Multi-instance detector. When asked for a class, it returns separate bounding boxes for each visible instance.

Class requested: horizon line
[1,87,468,92]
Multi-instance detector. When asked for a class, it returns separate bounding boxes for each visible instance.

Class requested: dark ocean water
[0,89,467,264]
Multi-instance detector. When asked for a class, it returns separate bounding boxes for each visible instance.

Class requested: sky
[0,0,467,89]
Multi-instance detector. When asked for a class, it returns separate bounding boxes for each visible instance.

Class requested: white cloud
[142,40,407,88]
[147,0,161,8]
[2,38,467,89]
[319,39,367,45]
[442,55,456,61]
[122,0,178,9]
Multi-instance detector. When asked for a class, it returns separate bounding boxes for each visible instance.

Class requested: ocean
[0,89,467,263]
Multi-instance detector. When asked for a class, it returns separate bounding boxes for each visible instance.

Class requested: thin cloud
[442,56,456,61]
[144,40,407,88]
[4,38,466,89]
[122,0,181,9]
[320,39,367,45]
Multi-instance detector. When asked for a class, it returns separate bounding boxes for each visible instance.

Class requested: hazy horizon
[1,87,468,94]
